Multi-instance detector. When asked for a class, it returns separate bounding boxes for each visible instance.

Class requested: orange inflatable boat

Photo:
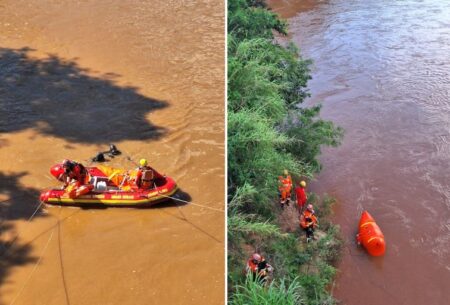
[40,164,177,206]
[356,211,386,256]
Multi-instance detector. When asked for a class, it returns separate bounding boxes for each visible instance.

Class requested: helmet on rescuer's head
[252,253,262,263]
[50,164,65,181]
[139,159,148,167]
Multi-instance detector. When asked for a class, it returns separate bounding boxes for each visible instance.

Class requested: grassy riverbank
[228,0,344,304]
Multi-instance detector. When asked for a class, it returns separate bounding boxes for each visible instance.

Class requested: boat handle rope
[111,149,224,212]
[8,216,57,305]
[156,193,224,213]
[0,199,45,258]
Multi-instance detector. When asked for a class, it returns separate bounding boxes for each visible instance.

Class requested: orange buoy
[357,211,386,256]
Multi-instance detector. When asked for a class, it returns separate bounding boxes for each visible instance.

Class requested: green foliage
[269,233,311,278]
[228,0,287,42]
[228,214,282,239]
[228,0,343,304]
[230,275,304,305]
[228,110,300,212]
[298,273,336,305]
[285,106,344,171]
[229,38,312,114]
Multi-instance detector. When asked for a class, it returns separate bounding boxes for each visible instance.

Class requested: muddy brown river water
[0,1,224,304]
[269,0,450,304]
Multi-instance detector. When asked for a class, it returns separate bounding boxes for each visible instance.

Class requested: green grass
[227,0,344,304]
[230,276,304,305]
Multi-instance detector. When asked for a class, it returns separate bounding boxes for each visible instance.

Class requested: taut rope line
[158,194,224,213]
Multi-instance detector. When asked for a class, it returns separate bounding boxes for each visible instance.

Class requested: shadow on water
[0,171,44,298]
[0,47,168,143]
[0,47,170,303]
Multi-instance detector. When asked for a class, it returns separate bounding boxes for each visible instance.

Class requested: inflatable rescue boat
[357,211,386,256]
[40,164,178,206]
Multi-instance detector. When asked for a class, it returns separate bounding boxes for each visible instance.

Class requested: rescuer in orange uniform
[278,169,292,208]
[245,253,274,284]
[295,180,308,212]
[300,204,318,242]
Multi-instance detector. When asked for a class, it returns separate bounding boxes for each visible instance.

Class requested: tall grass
[228,0,343,304]
[230,276,304,305]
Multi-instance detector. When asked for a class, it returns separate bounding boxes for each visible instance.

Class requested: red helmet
[50,164,65,181]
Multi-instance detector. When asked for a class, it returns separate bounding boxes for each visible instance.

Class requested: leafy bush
[230,276,304,305]
[228,0,344,304]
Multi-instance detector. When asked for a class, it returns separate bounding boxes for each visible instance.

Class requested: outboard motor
[109,144,121,156]
[92,152,106,162]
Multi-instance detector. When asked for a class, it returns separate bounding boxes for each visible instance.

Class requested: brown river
[0,1,224,305]
[269,0,450,304]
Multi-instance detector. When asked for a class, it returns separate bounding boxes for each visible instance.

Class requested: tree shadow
[0,172,43,300]
[0,47,168,143]
[0,172,44,221]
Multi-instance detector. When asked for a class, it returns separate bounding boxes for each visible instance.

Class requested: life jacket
[284,176,292,190]
[278,175,292,191]
[246,258,259,274]
[65,161,87,183]
[246,257,271,275]
[136,167,154,189]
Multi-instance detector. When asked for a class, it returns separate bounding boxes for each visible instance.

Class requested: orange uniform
[300,208,318,241]
[135,166,151,189]
[278,175,292,204]
[61,160,93,198]
[300,210,318,229]
[245,254,273,283]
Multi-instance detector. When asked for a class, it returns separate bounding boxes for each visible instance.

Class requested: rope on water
[57,206,71,305]
[1,200,45,258]
[9,224,55,305]
[158,194,224,213]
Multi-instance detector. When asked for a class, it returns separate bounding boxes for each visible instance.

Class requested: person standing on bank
[295,180,308,212]
[278,169,292,208]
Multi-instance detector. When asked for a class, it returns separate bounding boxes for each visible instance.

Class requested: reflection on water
[269,0,450,304]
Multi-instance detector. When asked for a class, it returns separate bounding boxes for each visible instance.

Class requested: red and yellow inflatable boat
[357,211,386,256]
[40,164,178,206]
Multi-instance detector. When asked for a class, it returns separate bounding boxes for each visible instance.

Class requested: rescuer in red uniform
[245,253,274,284]
[295,180,308,212]
[62,159,88,186]
[60,159,92,198]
